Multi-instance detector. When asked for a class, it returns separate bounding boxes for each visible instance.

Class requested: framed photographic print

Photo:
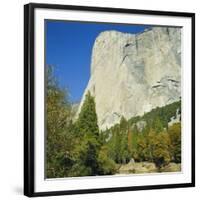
[24,3,195,197]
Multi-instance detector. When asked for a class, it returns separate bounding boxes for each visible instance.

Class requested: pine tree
[77,91,99,137]
[153,117,163,133]
[73,91,100,175]
[127,127,132,152]
[120,116,128,131]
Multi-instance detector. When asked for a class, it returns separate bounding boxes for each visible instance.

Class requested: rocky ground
[117,161,181,174]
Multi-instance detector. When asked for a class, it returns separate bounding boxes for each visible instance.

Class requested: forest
[46,66,181,178]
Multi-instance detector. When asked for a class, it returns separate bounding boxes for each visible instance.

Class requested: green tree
[46,65,73,178]
[77,91,99,137]
[106,126,120,163]
[148,130,171,168]
[106,120,131,164]
[73,91,100,176]
[120,116,128,131]
[153,117,163,133]
[137,134,149,161]
[120,133,131,164]
[136,129,171,167]
[97,145,117,175]
[168,123,181,163]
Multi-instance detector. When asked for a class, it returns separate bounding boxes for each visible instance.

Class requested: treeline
[46,65,181,178]
[102,117,181,169]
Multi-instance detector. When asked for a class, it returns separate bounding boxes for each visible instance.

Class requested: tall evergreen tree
[77,91,99,137]
[74,91,100,175]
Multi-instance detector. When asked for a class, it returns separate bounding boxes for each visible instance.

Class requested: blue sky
[46,20,150,103]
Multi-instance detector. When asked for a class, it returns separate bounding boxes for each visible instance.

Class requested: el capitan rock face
[78,27,181,130]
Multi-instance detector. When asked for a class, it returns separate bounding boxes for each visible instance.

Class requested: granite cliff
[78,27,181,130]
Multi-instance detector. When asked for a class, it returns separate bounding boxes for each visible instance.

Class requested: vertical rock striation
[78,27,181,130]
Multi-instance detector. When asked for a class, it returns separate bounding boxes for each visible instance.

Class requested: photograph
[45,20,182,178]
[24,3,195,196]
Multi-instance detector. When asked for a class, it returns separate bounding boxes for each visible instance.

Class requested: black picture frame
[24,3,195,197]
